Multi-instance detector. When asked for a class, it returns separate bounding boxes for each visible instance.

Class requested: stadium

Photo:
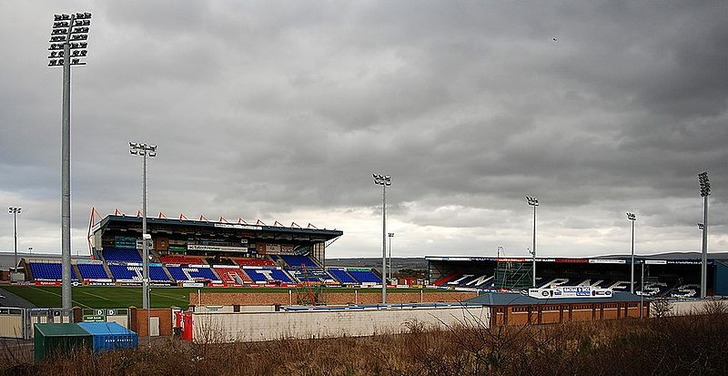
[1,209,727,349]
[4,208,727,296]
[17,211,386,289]
[427,254,728,297]
[8,210,727,300]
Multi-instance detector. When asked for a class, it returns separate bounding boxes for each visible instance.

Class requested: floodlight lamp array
[129,142,158,158]
[372,174,391,186]
[48,12,92,67]
[526,196,539,207]
[698,171,710,197]
[626,212,636,221]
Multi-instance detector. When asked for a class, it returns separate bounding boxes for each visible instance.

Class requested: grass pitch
[0,285,434,310]
[1,285,195,309]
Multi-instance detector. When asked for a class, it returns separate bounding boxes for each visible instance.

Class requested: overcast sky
[1,1,726,260]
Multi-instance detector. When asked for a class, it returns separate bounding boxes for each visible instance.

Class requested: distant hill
[598,251,728,260]
[326,252,728,272]
[325,257,428,272]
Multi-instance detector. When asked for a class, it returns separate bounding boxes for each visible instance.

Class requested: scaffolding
[295,264,327,305]
[494,261,532,290]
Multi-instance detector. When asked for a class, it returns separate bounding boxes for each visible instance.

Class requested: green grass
[0,286,438,310]
[1,286,193,309]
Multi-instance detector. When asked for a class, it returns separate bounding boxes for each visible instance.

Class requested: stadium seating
[242,267,294,284]
[347,269,382,284]
[28,263,67,281]
[443,273,496,289]
[327,268,358,284]
[159,255,205,265]
[213,266,253,285]
[108,264,140,281]
[288,268,336,284]
[275,255,319,269]
[149,265,172,282]
[432,272,460,286]
[76,264,110,280]
[166,265,220,282]
[102,248,143,263]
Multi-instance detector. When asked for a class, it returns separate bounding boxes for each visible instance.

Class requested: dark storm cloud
[1,1,726,257]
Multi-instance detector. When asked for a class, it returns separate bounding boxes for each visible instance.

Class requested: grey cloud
[1,1,726,257]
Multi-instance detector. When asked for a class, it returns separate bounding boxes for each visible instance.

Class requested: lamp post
[373,173,391,304]
[130,142,157,310]
[388,232,394,280]
[48,11,92,317]
[698,171,710,298]
[626,212,636,293]
[8,207,21,273]
[526,196,538,287]
[640,260,645,318]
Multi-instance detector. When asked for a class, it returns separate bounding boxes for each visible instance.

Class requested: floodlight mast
[626,212,636,293]
[698,171,710,298]
[373,174,391,304]
[130,142,157,310]
[48,12,92,318]
[9,207,21,273]
[526,196,538,287]
[387,232,394,280]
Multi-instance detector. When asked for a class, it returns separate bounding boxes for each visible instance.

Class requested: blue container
[77,322,138,353]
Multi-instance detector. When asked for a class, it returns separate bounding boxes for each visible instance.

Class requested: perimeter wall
[189,290,477,306]
[191,305,490,343]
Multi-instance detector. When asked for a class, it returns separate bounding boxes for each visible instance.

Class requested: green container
[34,323,92,363]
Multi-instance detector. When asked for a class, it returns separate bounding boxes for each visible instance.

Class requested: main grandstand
[20,212,382,288]
[427,255,728,297]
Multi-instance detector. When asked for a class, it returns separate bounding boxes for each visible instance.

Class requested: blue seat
[165,266,189,282]
[149,266,170,281]
[165,266,218,281]
[109,265,139,280]
[29,263,79,281]
[103,248,143,263]
[243,267,294,283]
[278,255,319,269]
[348,269,382,283]
[328,268,357,284]
[77,264,109,279]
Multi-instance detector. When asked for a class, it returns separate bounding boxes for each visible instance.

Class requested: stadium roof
[92,215,343,242]
[465,291,642,306]
[425,255,715,265]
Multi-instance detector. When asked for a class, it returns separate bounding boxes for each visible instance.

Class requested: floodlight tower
[8,207,21,273]
[373,174,391,304]
[388,232,394,280]
[48,12,92,316]
[626,212,636,293]
[130,142,157,310]
[698,171,710,298]
[526,196,538,287]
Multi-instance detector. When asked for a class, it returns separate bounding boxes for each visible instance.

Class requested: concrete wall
[0,314,23,338]
[189,290,477,306]
[191,305,490,343]
[668,299,726,316]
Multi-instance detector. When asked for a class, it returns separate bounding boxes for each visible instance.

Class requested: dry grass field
[2,306,728,376]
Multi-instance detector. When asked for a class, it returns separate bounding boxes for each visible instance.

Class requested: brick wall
[129,306,173,337]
